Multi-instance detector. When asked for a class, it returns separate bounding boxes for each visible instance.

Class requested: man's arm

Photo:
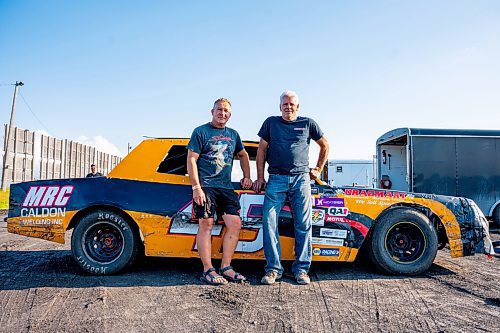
[252,138,269,193]
[187,150,206,205]
[310,136,329,180]
[237,149,253,189]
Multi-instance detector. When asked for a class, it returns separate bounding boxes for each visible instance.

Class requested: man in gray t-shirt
[187,97,253,285]
[254,91,329,285]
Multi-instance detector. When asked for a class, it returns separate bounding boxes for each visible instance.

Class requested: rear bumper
[467,200,495,256]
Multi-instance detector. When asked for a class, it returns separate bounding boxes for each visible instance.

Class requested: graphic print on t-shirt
[206,134,233,176]
[188,123,244,189]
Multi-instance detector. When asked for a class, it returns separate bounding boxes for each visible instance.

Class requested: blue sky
[1,1,499,159]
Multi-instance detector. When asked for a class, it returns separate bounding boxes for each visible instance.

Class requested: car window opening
[157,144,258,176]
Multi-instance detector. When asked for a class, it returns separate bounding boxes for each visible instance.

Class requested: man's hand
[309,167,321,181]
[240,177,253,190]
[193,187,206,206]
[253,178,267,193]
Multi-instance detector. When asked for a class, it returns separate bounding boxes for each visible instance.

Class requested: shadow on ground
[0,249,458,291]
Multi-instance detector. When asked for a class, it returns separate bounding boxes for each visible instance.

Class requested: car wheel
[71,209,141,275]
[368,207,438,276]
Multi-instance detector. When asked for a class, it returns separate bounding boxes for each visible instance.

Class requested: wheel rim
[384,222,426,263]
[82,222,124,264]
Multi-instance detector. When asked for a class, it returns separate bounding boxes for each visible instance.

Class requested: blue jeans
[262,173,312,275]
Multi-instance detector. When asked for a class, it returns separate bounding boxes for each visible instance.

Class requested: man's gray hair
[280,90,299,104]
[213,97,232,109]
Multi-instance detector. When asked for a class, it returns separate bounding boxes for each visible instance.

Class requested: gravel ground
[0,214,499,333]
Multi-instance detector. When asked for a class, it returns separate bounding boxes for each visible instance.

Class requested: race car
[6,139,495,276]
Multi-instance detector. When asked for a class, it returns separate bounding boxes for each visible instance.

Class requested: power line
[18,91,54,135]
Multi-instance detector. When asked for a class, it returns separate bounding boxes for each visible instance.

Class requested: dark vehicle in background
[376,128,500,225]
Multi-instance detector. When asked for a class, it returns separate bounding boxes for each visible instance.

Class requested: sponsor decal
[321,189,336,197]
[354,198,392,206]
[312,209,325,226]
[325,216,347,223]
[294,127,306,131]
[19,219,63,226]
[21,207,66,218]
[312,237,344,246]
[22,185,74,207]
[311,187,319,195]
[343,188,413,199]
[172,193,266,253]
[19,185,73,226]
[320,228,348,239]
[327,207,349,216]
[313,248,340,257]
[314,197,344,207]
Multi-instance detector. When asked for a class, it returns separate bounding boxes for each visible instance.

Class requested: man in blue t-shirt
[187,98,253,285]
[86,164,103,178]
[253,91,329,285]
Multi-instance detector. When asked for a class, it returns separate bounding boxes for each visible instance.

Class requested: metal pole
[2,81,24,190]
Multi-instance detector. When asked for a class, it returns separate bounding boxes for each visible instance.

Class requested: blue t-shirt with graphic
[187,123,244,189]
[258,116,323,175]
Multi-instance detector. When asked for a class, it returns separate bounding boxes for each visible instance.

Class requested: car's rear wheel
[71,209,141,275]
[368,207,438,275]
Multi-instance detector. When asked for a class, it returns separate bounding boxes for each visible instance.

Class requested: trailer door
[456,137,499,215]
[412,137,456,196]
[376,135,409,191]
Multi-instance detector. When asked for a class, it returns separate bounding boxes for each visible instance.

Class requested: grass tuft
[0,189,9,210]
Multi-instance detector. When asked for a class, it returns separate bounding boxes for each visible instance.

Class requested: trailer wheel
[71,209,141,275]
[368,207,438,276]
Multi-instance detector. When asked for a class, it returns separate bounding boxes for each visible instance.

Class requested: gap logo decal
[314,197,344,207]
[22,186,74,207]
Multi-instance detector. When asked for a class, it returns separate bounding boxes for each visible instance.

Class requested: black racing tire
[71,209,141,275]
[368,207,438,276]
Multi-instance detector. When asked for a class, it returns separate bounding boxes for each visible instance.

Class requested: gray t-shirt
[187,123,244,189]
[258,116,323,175]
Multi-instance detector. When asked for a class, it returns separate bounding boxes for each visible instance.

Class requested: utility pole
[2,81,24,191]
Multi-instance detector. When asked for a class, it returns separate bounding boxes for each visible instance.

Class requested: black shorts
[193,187,241,220]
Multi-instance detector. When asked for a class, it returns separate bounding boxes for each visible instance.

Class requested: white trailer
[326,159,375,188]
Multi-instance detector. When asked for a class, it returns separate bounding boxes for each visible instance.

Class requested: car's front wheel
[368,207,438,276]
[71,209,141,275]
